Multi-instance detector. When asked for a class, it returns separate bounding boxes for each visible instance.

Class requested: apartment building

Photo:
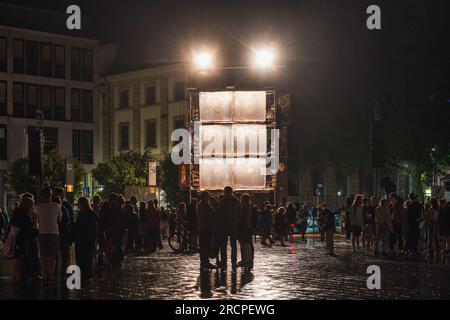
[0,23,101,206]
[101,63,187,161]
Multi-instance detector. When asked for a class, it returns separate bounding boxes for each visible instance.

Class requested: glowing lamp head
[252,47,276,68]
[193,51,214,71]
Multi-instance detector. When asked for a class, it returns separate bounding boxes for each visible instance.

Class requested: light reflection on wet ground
[1,238,449,300]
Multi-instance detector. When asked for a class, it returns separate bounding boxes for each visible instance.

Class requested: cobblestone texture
[1,238,449,300]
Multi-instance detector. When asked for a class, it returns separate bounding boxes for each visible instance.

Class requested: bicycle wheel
[168,232,186,252]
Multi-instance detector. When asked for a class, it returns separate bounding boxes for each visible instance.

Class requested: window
[119,88,129,108]
[13,39,24,74]
[118,123,129,150]
[26,40,38,75]
[0,125,6,160]
[0,37,6,72]
[13,82,24,117]
[82,49,93,81]
[81,90,93,122]
[71,89,81,121]
[26,84,38,118]
[71,47,81,80]
[41,85,53,119]
[73,129,93,164]
[174,81,185,101]
[40,43,52,77]
[145,85,156,105]
[43,127,58,154]
[54,87,65,120]
[145,119,157,148]
[71,89,92,122]
[54,45,65,78]
[0,81,6,116]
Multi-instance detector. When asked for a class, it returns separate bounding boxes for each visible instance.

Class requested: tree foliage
[4,151,86,198]
[159,153,186,208]
[91,150,153,197]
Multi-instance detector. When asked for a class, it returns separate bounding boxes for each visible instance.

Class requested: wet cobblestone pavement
[1,238,449,300]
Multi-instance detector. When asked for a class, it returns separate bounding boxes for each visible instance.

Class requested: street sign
[66,158,75,186]
[148,162,157,186]
[315,184,323,196]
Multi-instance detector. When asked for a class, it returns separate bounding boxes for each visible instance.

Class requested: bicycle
[168,224,198,253]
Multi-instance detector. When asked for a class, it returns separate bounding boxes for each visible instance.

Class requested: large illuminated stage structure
[188,89,278,199]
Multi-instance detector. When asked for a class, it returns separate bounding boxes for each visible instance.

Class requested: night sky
[2,0,449,169]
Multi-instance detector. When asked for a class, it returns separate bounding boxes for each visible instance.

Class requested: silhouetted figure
[74,197,97,280]
[197,191,216,270]
[216,186,241,270]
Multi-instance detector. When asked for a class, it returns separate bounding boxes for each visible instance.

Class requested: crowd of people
[337,192,450,257]
[1,185,450,287]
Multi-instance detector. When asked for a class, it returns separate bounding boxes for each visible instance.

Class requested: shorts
[39,234,59,257]
[352,226,362,236]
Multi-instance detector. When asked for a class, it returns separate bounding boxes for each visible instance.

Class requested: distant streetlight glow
[252,47,276,68]
[193,51,214,71]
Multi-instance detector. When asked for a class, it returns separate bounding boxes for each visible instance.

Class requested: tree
[4,151,86,198]
[91,150,153,197]
[159,153,186,208]
[384,93,450,199]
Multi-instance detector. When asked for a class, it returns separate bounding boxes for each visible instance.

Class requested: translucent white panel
[199,125,233,157]
[233,158,266,189]
[234,91,266,122]
[199,91,233,122]
[233,124,267,157]
[199,158,233,190]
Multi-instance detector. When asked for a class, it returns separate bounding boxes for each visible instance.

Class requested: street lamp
[252,47,276,69]
[193,50,214,71]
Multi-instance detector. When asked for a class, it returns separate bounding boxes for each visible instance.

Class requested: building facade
[0,25,101,207]
[101,64,187,162]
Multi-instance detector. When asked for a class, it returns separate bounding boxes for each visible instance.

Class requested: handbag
[2,225,20,259]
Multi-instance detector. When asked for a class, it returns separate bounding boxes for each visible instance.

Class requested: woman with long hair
[351,194,364,253]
